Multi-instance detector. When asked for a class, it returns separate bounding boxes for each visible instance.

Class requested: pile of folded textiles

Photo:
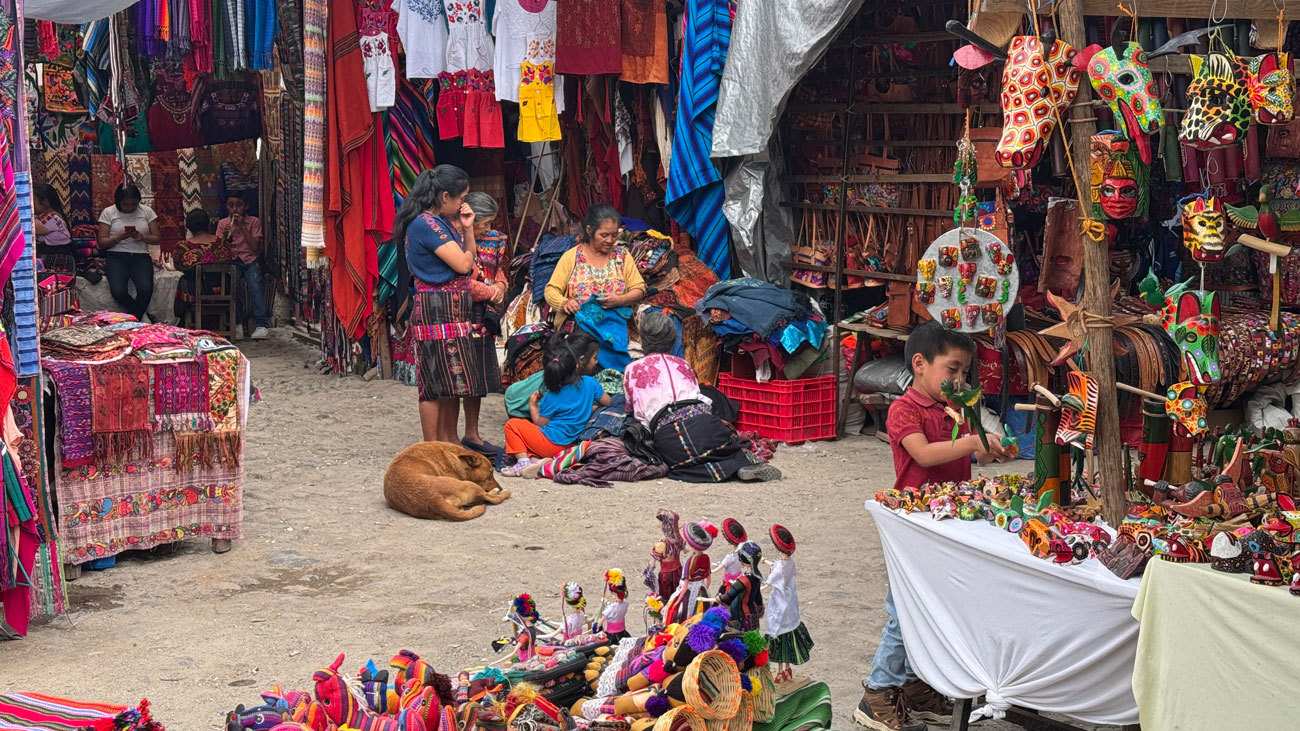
[697,279,828,381]
[0,693,164,730]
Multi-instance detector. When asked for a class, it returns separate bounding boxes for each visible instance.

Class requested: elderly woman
[544,204,646,328]
[625,311,781,482]
[460,191,509,455]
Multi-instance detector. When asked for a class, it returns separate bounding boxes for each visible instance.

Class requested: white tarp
[24,0,133,24]
[865,501,1142,726]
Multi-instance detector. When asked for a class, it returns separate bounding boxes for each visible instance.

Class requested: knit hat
[683,521,715,552]
[722,518,747,546]
[737,541,762,566]
[770,524,795,555]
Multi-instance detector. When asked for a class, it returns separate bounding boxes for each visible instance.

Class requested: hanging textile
[12,172,39,379]
[246,0,278,69]
[12,379,66,619]
[223,0,249,70]
[301,0,328,252]
[620,0,667,85]
[379,81,438,308]
[555,0,621,75]
[0,11,19,143]
[0,134,26,292]
[665,0,734,279]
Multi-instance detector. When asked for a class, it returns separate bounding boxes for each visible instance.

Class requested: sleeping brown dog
[383,442,511,521]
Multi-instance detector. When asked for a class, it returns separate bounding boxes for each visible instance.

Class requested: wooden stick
[1014,403,1054,411]
[1032,383,1062,407]
[1237,233,1293,257]
[1115,381,1165,401]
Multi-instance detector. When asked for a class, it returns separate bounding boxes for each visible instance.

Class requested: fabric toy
[562,582,588,639]
[1179,52,1252,149]
[712,518,747,592]
[1073,31,1163,163]
[664,521,715,624]
[762,525,813,691]
[226,703,287,730]
[644,509,683,602]
[1181,194,1228,262]
[596,569,630,642]
[310,653,426,731]
[717,541,765,632]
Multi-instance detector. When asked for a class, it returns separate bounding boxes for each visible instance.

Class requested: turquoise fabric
[505,371,544,418]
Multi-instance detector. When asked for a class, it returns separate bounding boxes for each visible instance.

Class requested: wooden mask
[1074,40,1163,163]
[1180,194,1227,262]
[1245,52,1294,125]
[1179,52,1252,149]
[1162,288,1223,385]
[1089,132,1148,219]
[996,36,1083,168]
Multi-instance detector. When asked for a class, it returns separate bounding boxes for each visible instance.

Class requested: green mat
[753,681,832,731]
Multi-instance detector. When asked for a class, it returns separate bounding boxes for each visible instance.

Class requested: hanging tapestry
[300,0,328,251]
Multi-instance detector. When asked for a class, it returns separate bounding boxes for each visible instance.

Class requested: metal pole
[833,38,858,437]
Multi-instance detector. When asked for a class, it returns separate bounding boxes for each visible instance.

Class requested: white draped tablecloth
[865,500,1142,726]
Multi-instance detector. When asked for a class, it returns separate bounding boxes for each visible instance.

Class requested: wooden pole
[1057,0,1126,528]
[831,43,859,438]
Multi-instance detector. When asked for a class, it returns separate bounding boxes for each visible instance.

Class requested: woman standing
[460,191,508,455]
[392,165,485,443]
[543,204,646,328]
[96,184,162,321]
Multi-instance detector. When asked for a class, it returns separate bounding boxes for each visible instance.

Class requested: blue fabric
[865,588,917,690]
[12,173,39,378]
[621,217,652,231]
[665,0,734,279]
[697,278,811,338]
[530,233,577,303]
[505,371,545,419]
[406,215,461,285]
[579,394,629,441]
[575,301,633,371]
[778,317,827,354]
[539,375,606,445]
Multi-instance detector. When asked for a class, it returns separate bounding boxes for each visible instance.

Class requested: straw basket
[751,667,775,722]
[704,694,754,731]
[653,705,706,731]
[682,651,742,720]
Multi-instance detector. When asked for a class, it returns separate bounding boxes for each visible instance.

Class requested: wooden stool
[188,263,238,339]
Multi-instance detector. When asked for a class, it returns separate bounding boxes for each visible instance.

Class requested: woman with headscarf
[624,310,781,482]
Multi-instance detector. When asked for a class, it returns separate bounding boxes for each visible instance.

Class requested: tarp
[723,133,794,283]
[25,0,137,23]
[711,0,865,158]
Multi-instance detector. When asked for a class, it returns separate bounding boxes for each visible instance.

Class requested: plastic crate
[718,373,836,444]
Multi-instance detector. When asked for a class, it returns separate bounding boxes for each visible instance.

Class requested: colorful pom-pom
[646,693,671,717]
[755,649,769,667]
[717,638,747,665]
[741,631,768,656]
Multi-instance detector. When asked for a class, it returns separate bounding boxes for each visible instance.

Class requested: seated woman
[33,184,74,273]
[544,204,646,329]
[626,311,781,483]
[96,183,162,322]
[504,331,602,419]
[173,209,233,325]
[501,332,609,476]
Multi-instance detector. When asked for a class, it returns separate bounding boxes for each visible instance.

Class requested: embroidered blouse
[543,244,646,326]
[624,353,704,429]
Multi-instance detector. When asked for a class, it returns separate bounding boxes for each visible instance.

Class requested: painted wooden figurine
[764,525,814,693]
[664,520,715,623]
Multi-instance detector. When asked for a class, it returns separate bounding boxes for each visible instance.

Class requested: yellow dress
[517,61,561,142]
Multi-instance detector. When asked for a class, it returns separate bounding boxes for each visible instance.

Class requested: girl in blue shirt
[502,332,610,476]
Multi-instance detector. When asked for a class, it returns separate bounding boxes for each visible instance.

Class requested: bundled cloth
[696,278,812,338]
[39,326,131,362]
[551,437,668,488]
[0,693,165,730]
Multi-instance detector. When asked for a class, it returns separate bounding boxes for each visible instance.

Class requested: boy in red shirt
[856,322,1011,731]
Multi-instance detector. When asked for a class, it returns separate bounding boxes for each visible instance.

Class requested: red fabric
[555,0,622,74]
[326,0,381,337]
[886,388,972,491]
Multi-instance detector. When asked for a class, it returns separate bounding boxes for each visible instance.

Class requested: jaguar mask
[1179,52,1252,149]
[1164,381,1209,436]
[1181,194,1227,262]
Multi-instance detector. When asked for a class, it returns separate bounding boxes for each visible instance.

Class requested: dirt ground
[1,334,1078,730]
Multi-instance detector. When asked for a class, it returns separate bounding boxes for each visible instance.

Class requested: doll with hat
[595,569,631,642]
[663,520,717,624]
[717,541,764,631]
[711,518,747,593]
[764,524,814,692]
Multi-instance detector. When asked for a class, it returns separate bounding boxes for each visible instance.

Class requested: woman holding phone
[97,183,162,321]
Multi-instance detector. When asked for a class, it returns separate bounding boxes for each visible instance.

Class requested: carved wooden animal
[383,443,510,521]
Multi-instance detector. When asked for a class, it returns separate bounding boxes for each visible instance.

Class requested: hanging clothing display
[197,79,262,144]
[445,0,494,74]
[361,33,396,111]
[246,0,278,69]
[517,61,560,142]
[145,61,203,151]
[491,0,564,110]
[620,0,667,84]
[301,0,328,250]
[393,0,449,79]
[665,0,734,279]
[555,0,621,75]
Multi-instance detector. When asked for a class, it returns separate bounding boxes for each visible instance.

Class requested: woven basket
[682,651,741,720]
[751,667,775,722]
[704,694,753,731]
[653,705,706,731]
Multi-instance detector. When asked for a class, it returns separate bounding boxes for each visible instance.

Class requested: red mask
[1099,177,1140,218]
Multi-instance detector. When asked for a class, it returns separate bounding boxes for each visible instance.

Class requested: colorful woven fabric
[13,379,67,620]
[664,0,734,279]
[90,154,122,213]
[41,360,95,468]
[64,153,93,230]
[534,440,591,479]
[125,154,153,210]
[301,0,328,251]
[153,360,212,431]
[178,147,200,212]
[0,132,26,288]
[13,172,40,378]
[89,360,152,463]
[551,437,668,488]
[149,151,184,247]
[0,692,140,731]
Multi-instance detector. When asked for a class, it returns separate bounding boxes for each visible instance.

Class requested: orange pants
[504,418,565,458]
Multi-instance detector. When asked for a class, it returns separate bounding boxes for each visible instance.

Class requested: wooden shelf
[781,201,955,218]
[782,173,953,184]
[785,103,1000,115]
[980,0,1300,19]
[786,262,915,282]
[837,31,956,47]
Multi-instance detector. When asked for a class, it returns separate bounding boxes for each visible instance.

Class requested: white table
[865,500,1142,727]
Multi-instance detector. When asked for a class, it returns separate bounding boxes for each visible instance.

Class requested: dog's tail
[436,497,488,521]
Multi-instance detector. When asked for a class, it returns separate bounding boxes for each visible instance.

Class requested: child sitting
[856,321,1012,731]
[501,332,609,476]
[503,331,603,419]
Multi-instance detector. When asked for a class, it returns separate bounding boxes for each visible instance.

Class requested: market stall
[40,314,248,574]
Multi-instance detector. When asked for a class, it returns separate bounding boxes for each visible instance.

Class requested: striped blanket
[0,692,161,731]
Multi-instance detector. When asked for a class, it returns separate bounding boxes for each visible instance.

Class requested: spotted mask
[1164,381,1208,436]
[1074,42,1163,163]
[996,36,1083,169]
[1162,289,1222,386]
[1244,52,1294,125]
[1181,195,1227,262]
[1179,52,1252,149]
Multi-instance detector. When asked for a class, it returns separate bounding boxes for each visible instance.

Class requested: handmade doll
[712,518,747,592]
[717,541,764,631]
[664,521,715,623]
[596,569,630,642]
[644,509,684,601]
[561,582,587,640]
[763,525,813,691]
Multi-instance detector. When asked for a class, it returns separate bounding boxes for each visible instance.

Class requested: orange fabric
[325,0,386,337]
[504,418,565,458]
[620,4,667,84]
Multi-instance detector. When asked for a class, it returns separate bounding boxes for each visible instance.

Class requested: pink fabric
[624,354,702,429]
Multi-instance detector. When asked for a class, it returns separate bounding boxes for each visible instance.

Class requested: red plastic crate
[718,373,837,444]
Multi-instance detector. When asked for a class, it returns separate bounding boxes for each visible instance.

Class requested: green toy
[941,379,990,451]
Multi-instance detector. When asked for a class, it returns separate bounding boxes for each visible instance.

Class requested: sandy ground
[1,334,1091,730]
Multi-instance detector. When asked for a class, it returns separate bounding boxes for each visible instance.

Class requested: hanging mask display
[1089,132,1149,219]
[1179,52,1252,149]
[1180,194,1227,262]
[1245,52,1294,125]
[1162,287,1223,386]
[1164,381,1209,436]
[995,35,1083,169]
[1074,39,1163,164]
